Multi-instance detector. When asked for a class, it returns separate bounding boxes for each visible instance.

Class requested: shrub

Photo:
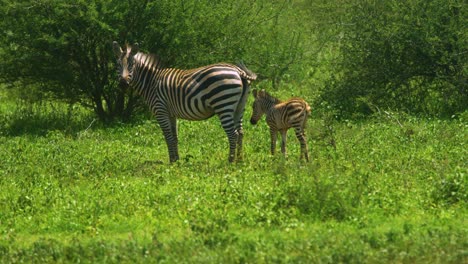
[323,0,467,117]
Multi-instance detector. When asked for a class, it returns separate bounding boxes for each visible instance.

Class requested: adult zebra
[112,42,256,163]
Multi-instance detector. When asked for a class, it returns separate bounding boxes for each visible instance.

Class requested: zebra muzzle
[119,78,130,87]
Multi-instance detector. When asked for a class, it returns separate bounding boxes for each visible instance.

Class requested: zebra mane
[134,51,164,71]
[259,90,281,104]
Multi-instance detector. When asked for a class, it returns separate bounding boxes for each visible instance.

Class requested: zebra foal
[113,42,256,163]
[250,89,311,161]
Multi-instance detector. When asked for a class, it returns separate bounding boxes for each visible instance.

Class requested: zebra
[250,89,311,161]
[112,42,257,163]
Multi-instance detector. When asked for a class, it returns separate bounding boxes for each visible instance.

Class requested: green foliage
[432,169,467,207]
[323,0,467,117]
[1,1,467,261]
[1,0,466,121]
[0,0,138,121]
[0,100,466,262]
[142,1,307,81]
[0,0,312,121]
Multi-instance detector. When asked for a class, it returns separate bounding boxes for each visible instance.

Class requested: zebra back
[286,97,311,116]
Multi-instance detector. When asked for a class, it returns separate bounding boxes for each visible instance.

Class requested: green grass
[0,99,467,263]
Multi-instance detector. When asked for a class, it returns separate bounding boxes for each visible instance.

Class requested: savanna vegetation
[0,0,466,263]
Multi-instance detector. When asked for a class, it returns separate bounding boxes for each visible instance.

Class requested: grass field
[0,97,466,263]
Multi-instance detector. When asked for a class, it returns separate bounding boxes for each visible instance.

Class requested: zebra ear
[112,41,123,58]
[130,43,140,56]
[252,89,258,98]
[259,89,266,97]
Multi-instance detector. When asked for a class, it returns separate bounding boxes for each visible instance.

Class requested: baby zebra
[250,89,311,161]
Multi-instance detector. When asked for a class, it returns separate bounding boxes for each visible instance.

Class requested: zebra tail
[306,104,312,116]
[236,61,257,81]
[299,102,311,121]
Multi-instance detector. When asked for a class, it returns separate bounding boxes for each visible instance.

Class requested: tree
[323,0,467,117]
[1,0,311,121]
[0,0,153,121]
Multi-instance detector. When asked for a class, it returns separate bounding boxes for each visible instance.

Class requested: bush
[0,0,309,121]
[323,0,467,118]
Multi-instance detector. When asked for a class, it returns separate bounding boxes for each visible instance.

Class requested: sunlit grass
[0,100,466,263]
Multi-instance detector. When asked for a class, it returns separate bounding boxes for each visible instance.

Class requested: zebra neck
[131,68,158,98]
[131,54,163,98]
[265,98,280,110]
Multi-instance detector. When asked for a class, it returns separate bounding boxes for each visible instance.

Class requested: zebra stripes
[113,42,256,163]
[250,89,311,161]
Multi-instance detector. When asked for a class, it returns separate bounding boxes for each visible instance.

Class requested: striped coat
[113,42,256,163]
[250,89,311,161]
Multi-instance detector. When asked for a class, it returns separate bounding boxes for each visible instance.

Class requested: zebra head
[112,41,139,87]
[250,89,267,125]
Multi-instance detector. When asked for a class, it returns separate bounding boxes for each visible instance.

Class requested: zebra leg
[170,116,179,161]
[236,126,244,161]
[234,86,249,162]
[234,113,245,162]
[280,129,288,157]
[270,128,278,155]
[295,128,309,162]
[218,114,238,163]
[156,114,179,163]
[225,128,238,163]
[303,115,310,161]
